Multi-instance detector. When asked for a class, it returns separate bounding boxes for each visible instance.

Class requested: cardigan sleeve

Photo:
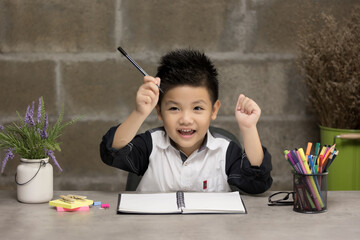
[225,141,273,194]
[99,125,152,176]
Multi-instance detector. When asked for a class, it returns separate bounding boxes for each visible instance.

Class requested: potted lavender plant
[0,97,80,203]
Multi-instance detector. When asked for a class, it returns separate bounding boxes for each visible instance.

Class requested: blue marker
[308,155,315,174]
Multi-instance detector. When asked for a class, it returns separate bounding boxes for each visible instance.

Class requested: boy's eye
[169,107,179,111]
[194,106,204,111]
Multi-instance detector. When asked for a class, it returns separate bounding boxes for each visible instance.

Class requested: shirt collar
[157,130,171,149]
[205,130,220,151]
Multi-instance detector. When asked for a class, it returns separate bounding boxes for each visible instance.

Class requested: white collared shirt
[137,129,231,192]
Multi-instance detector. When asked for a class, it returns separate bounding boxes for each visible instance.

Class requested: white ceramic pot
[16,158,53,203]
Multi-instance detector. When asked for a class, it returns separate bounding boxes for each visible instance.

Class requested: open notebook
[117,191,247,214]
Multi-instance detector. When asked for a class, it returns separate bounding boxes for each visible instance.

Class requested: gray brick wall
[0,0,357,191]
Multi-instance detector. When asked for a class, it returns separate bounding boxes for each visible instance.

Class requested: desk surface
[1,191,359,240]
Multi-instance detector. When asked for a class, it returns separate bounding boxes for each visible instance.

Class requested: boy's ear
[211,100,221,120]
[156,105,163,121]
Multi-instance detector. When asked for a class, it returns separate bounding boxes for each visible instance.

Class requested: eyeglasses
[268,191,295,206]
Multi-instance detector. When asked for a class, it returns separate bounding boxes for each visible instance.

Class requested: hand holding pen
[135,76,161,116]
[118,47,164,93]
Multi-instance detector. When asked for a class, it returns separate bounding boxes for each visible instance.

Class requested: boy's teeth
[179,129,195,135]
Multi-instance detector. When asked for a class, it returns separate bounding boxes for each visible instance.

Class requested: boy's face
[156,85,221,157]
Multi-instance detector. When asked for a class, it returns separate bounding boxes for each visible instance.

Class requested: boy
[100,49,272,194]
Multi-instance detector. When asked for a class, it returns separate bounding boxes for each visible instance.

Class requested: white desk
[0,191,359,240]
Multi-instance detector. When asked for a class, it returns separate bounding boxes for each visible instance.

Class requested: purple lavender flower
[38,129,48,139]
[45,148,63,172]
[24,102,35,126]
[0,125,4,131]
[43,113,48,131]
[29,101,35,126]
[38,113,49,139]
[1,148,15,173]
[30,101,35,116]
[37,97,42,124]
[24,105,30,125]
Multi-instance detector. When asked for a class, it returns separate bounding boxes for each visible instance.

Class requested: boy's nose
[179,112,193,125]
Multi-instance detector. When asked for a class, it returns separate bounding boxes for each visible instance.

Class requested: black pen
[117,47,163,93]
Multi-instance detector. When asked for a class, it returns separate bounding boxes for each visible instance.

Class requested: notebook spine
[176,191,185,209]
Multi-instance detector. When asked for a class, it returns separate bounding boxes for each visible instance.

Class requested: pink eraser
[56,206,90,212]
[101,204,109,208]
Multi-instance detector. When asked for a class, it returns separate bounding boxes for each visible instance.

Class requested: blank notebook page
[119,193,179,213]
[183,192,245,212]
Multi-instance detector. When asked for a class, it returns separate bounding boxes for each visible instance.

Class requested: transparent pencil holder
[292,171,328,214]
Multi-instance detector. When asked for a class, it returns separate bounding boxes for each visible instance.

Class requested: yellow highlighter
[298,148,311,174]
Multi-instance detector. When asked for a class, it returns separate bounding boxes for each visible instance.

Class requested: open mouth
[178,129,196,136]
